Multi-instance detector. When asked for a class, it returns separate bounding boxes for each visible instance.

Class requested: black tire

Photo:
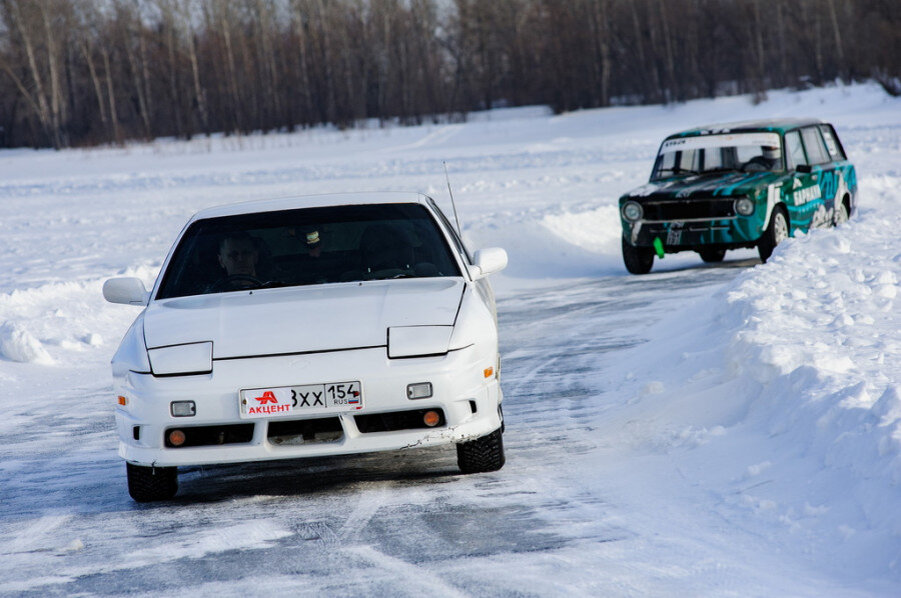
[457,428,505,474]
[757,207,789,263]
[834,199,850,226]
[127,462,178,502]
[697,248,726,263]
[621,236,654,275]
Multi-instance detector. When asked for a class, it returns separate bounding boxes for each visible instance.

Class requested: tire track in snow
[343,545,470,598]
[338,485,391,541]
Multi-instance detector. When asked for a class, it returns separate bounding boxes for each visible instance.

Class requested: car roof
[669,118,824,139]
[190,191,433,221]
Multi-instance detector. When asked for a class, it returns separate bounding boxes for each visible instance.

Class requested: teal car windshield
[651,132,784,180]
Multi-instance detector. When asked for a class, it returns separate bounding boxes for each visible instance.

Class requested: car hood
[143,279,464,358]
[624,171,785,201]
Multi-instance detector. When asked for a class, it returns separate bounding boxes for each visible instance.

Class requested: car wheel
[697,248,726,263]
[457,428,505,473]
[621,236,654,275]
[127,462,178,502]
[757,207,788,263]
[834,200,850,226]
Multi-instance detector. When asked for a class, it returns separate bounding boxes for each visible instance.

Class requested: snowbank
[0,321,53,364]
[597,175,901,586]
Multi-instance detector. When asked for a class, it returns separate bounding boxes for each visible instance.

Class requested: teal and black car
[618,119,856,274]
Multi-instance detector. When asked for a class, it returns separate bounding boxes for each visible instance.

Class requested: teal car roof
[669,118,823,139]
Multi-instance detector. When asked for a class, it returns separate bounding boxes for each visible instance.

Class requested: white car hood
[143,279,464,358]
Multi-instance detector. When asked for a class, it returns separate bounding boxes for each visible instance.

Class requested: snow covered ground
[0,83,899,596]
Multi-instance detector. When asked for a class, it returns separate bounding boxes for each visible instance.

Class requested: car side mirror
[795,164,813,174]
[103,277,149,305]
[468,248,508,280]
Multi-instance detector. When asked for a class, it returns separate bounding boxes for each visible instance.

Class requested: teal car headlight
[734,197,755,216]
[622,201,643,222]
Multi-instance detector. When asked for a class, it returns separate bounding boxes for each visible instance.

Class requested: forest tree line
[0,0,898,149]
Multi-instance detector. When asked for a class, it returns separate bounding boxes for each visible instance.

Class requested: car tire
[834,200,850,226]
[757,207,789,263]
[457,428,505,474]
[697,248,726,263]
[127,462,178,502]
[621,236,654,275]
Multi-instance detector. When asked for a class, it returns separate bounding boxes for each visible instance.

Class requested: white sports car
[103,192,508,501]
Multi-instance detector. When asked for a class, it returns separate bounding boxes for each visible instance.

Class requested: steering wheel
[209,274,263,291]
[741,156,771,172]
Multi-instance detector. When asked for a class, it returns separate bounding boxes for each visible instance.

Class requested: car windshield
[155,203,462,299]
[651,132,784,180]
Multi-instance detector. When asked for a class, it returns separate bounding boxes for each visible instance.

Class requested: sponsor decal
[255,391,278,405]
[809,204,833,229]
[248,391,290,415]
[791,182,822,206]
[661,132,780,153]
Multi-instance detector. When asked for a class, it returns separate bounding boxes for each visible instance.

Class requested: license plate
[240,381,362,419]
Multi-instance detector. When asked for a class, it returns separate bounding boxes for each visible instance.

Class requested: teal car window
[652,132,782,180]
[785,131,807,170]
[801,127,830,165]
[820,126,846,161]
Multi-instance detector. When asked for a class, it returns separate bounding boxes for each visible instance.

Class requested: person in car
[214,232,261,289]
[744,146,782,171]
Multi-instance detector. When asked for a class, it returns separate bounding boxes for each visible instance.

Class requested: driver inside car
[215,232,261,289]
[743,145,782,172]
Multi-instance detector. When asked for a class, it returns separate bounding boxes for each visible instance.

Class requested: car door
[782,129,820,232]
[800,126,837,228]
[819,124,856,216]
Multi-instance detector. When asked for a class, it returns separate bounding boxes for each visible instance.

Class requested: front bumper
[624,216,765,251]
[114,345,502,467]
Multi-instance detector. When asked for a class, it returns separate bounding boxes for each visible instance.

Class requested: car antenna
[443,161,463,237]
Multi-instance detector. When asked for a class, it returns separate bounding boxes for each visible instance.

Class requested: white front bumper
[114,345,502,467]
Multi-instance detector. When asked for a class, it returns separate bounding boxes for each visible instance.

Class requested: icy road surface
[1,83,899,596]
[2,263,770,597]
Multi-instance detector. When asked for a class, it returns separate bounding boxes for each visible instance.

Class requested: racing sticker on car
[240,381,363,418]
[791,178,822,206]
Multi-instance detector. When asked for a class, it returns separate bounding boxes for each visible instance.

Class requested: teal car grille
[643,198,735,221]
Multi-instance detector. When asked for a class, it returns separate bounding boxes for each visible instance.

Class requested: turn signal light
[407,382,433,400]
[117,396,128,406]
[423,410,441,427]
[168,429,186,447]
[483,367,494,379]
[170,401,196,417]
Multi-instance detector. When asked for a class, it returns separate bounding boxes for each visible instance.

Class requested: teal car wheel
[834,200,850,226]
[698,248,726,263]
[758,207,789,263]
[622,236,654,274]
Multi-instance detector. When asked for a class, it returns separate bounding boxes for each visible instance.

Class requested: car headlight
[147,341,213,375]
[734,197,755,216]
[622,201,643,222]
[388,326,453,359]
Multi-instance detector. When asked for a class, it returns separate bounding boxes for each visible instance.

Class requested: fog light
[170,401,196,417]
[168,429,186,446]
[407,382,433,400]
[622,201,643,222]
[423,411,441,427]
[734,197,755,216]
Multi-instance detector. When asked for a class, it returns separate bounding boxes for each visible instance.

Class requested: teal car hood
[623,171,786,200]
